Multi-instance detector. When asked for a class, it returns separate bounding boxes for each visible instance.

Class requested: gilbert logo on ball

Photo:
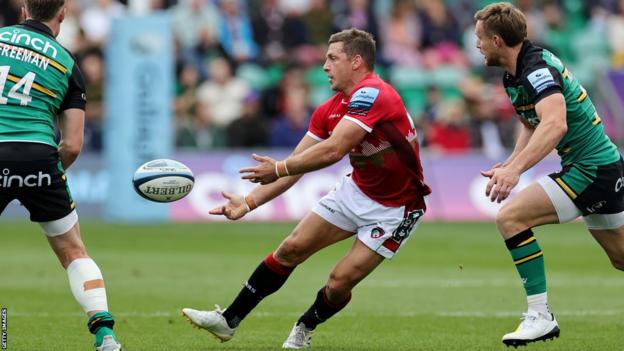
[132,159,194,202]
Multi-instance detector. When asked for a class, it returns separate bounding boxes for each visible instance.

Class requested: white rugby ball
[132,159,194,203]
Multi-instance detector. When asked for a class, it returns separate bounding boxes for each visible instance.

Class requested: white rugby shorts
[312,175,424,259]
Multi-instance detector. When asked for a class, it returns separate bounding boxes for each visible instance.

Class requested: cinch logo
[0,29,58,58]
[616,177,624,192]
[0,168,51,188]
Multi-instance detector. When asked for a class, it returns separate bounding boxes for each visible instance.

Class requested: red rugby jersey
[307,73,431,209]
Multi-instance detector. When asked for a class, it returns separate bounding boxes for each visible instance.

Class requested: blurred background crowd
[2,0,624,157]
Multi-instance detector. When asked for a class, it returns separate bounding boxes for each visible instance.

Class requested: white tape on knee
[40,210,79,237]
[66,258,108,313]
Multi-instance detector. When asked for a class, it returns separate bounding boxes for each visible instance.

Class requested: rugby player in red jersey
[182,28,431,349]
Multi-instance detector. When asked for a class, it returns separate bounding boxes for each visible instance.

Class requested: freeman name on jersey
[0,42,51,71]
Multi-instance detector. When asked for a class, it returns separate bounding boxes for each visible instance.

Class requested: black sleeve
[520,65,564,105]
[59,63,87,111]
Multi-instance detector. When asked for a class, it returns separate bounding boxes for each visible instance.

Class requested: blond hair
[474,2,527,46]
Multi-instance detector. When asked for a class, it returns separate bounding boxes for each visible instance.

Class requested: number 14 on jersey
[0,66,35,106]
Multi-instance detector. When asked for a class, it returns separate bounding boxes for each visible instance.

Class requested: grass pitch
[0,221,622,350]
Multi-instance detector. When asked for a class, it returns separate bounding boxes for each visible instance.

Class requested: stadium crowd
[1,0,623,155]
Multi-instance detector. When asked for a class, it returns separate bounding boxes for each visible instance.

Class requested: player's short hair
[25,0,66,22]
[328,28,376,71]
[474,2,527,47]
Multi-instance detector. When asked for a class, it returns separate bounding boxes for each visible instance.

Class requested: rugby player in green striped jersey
[0,1,121,350]
[474,2,624,348]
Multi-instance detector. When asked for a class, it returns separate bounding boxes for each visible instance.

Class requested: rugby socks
[222,252,295,328]
[297,286,351,330]
[505,229,551,319]
[66,258,108,313]
[527,292,550,317]
[88,311,118,346]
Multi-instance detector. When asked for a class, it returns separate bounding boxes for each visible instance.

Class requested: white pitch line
[362,278,624,288]
[8,310,623,318]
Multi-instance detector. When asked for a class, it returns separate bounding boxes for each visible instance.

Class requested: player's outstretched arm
[209,191,254,220]
[58,108,85,170]
[240,119,366,184]
[211,136,318,220]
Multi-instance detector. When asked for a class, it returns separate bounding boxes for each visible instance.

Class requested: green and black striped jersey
[0,20,86,147]
[503,40,620,167]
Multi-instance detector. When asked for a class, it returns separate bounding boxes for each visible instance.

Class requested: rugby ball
[132,159,194,202]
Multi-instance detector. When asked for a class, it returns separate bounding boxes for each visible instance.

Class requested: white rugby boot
[282,322,314,349]
[182,305,236,342]
[502,310,560,347]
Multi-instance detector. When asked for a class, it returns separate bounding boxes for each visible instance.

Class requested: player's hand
[480,162,503,178]
[209,191,249,220]
[484,166,520,203]
[239,154,279,185]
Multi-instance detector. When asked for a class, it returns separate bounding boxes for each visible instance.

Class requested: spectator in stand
[227,92,269,148]
[251,0,309,64]
[261,65,308,119]
[80,0,126,47]
[269,89,311,147]
[303,0,334,47]
[541,1,573,62]
[459,78,510,159]
[193,100,216,150]
[517,0,547,45]
[426,99,471,154]
[380,0,422,67]
[196,57,250,145]
[251,0,287,62]
[175,63,202,148]
[219,0,259,63]
[421,86,443,124]
[608,0,624,68]
[418,0,466,68]
[57,0,87,54]
[171,0,221,77]
[333,0,380,47]
[419,0,461,48]
[300,0,335,64]
[79,48,106,152]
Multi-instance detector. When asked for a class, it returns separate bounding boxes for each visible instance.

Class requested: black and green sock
[88,311,118,346]
[505,228,547,297]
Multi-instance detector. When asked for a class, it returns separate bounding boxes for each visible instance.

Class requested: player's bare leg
[183,212,354,342]
[589,225,624,270]
[47,222,122,351]
[283,240,384,349]
[495,183,560,347]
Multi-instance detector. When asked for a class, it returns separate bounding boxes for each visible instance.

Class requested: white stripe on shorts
[584,212,624,230]
[39,210,78,237]
[537,176,581,223]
